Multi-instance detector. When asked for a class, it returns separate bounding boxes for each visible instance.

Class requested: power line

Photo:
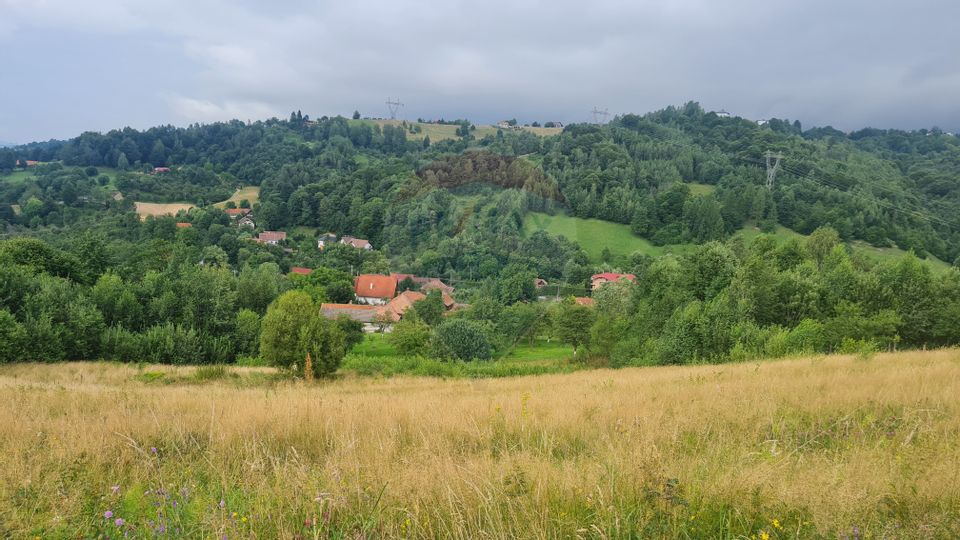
[590,107,610,125]
[385,98,404,120]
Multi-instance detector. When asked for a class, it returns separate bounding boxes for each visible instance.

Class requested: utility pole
[590,107,610,125]
[385,98,404,120]
[765,151,784,191]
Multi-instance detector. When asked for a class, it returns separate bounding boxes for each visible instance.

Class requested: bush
[388,315,432,357]
[140,323,204,364]
[99,325,142,361]
[432,319,492,361]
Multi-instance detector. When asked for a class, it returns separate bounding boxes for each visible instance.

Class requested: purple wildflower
[111,485,121,495]
[115,518,125,527]
[219,499,226,509]
[151,447,158,454]
[104,510,114,519]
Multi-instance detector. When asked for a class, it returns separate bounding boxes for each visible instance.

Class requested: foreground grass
[2,350,960,538]
[344,336,580,378]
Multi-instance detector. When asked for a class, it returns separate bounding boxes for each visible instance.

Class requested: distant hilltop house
[590,272,636,291]
[175,222,192,228]
[317,232,338,250]
[496,120,522,130]
[290,267,312,276]
[256,231,286,245]
[714,110,731,119]
[340,235,372,250]
[152,167,171,174]
[16,160,40,167]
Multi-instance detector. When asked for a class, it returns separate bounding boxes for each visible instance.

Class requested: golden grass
[2,351,960,538]
[133,201,196,221]
[213,186,261,209]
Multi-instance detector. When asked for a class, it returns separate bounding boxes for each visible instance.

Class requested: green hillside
[523,212,692,261]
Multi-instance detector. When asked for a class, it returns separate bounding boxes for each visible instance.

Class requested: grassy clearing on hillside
[2,349,959,538]
[344,334,578,378]
[213,186,261,209]
[134,201,196,220]
[0,169,35,185]
[524,211,693,261]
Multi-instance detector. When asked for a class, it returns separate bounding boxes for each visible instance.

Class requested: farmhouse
[256,231,286,245]
[354,274,397,305]
[319,303,381,331]
[224,208,250,218]
[390,273,456,294]
[237,214,255,228]
[590,272,636,291]
[340,235,372,250]
[377,290,426,322]
[317,232,338,250]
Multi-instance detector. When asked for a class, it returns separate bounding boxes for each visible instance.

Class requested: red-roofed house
[354,274,397,305]
[256,231,287,245]
[377,290,426,322]
[175,222,192,228]
[153,167,171,174]
[290,267,312,276]
[225,208,250,218]
[320,303,380,327]
[590,273,636,291]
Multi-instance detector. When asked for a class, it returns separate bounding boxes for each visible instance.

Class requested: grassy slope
[213,186,261,209]
[523,212,693,261]
[526,211,953,270]
[3,349,959,538]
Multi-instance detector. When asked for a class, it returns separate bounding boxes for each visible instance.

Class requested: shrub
[99,325,142,362]
[432,319,492,361]
[388,315,432,357]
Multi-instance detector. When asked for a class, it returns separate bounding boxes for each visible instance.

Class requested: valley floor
[2,350,959,538]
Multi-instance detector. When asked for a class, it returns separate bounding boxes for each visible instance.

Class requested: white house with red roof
[590,272,636,291]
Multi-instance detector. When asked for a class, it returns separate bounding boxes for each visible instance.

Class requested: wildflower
[151,447,158,454]
[241,516,248,523]
[104,510,114,519]
[219,499,226,509]
[111,485,121,495]
[231,511,238,519]
[759,532,770,540]
[115,518,125,527]
[772,519,782,529]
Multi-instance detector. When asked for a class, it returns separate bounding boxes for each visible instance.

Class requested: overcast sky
[1,0,958,143]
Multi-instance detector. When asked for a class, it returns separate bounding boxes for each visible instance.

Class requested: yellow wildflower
[772,518,782,529]
[241,516,248,523]
[760,531,770,540]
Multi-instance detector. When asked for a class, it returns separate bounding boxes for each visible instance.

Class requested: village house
[175,222,192,228]
[290,267,312,276]
[237,214,255,228]
[534,278,548,289]
[590,272,636,291]
[224,208,250,219]
[390,273,456,294]
[354,274,397,305]
[317,232,338,250]
[152,167,171,174]
[319,303,381,331]
[256,231,286,245]
[340,235,372,250]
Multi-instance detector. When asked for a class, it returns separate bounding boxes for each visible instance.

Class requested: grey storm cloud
[1,0,958,143]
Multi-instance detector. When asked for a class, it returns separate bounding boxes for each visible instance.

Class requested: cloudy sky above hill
[1,0,958,142]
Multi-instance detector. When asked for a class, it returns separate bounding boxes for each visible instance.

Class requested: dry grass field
[213,186,261,209]
[134,201,196,220]
[2,350,959,538]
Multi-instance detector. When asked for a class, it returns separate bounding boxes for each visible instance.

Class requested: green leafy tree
[260,290,346,377]
[432,318,492,361]
[550,298,596,359]
[412,289,446,326]
[388,312,432,356]
[234,309,261,357]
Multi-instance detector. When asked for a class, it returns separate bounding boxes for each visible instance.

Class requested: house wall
[357,296,388,306]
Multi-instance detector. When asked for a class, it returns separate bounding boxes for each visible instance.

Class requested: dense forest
[1,103,959,368]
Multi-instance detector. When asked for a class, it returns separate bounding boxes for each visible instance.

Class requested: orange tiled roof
[354,274,397,299]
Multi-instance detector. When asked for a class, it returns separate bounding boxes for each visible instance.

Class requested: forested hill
[2,102,959,269]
